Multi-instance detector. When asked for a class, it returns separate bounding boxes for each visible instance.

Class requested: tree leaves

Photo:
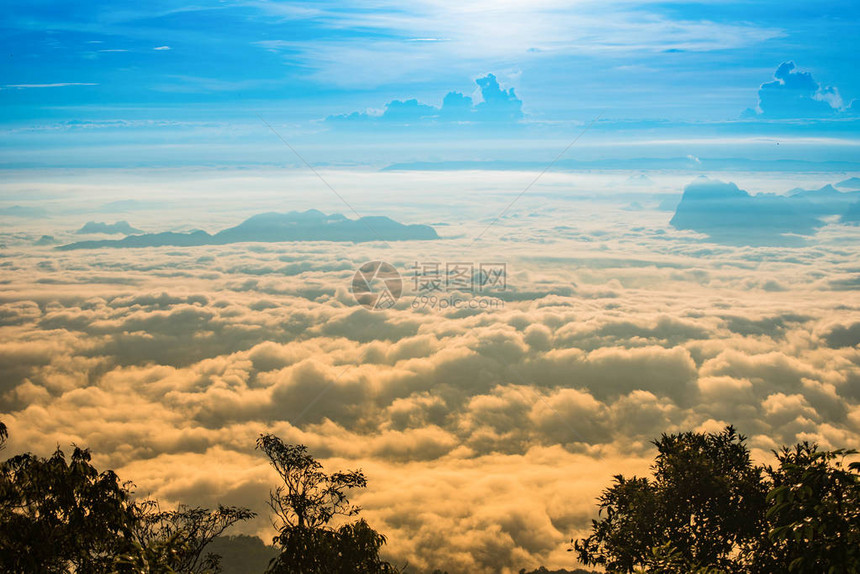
[255,434,367,530]
[0,445,138,573]
[766,444,860,573]
[573,428,860,574]
[0,422,253,574]
[257,434,401,574]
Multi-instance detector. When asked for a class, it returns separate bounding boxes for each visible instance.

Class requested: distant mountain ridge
[836,177,860,190]
[58,209,439,250]
[787,184,860,214]
[383,157,860,173]
[670,178,860,245]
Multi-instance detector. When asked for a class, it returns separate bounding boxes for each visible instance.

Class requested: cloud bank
[327,73,523,125]
[1,169,859,573]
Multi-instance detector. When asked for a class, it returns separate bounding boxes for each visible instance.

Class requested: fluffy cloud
[327,73,523,125]
[1,169,859,572]
[744,61,851,119]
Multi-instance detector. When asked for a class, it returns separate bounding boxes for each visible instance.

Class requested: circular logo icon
[352,261,402,310]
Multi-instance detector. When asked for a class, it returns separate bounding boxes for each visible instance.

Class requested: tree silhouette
[0,444,138,573]
[256,435,366,530]
[575,426,768,573]
[574,426,860,573]
[0,422,252,574]
[765,443,860,572]
[127,501,256,573]
[256,434,401,574]
[265,517,399,574]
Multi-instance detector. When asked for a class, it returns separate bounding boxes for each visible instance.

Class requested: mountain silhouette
[787,184,860,215]
[836,177,860,190]
[58,210,439,250]
[206,535,278,574]
[670,178,824,245]
[212,210,437,243]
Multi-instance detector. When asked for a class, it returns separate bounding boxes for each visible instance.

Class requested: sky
[2,0,859,168]
[1,2,860,573]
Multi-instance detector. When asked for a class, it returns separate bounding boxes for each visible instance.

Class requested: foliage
[112,534,186,574]
[3,417,857,574]
[131,501,257,573]
[574,426,768,573]
[574,426,860,574]
[266,519,400,574]
[633,542,727,574]
[256,434,366,529]
[257,434,401,574]
[764,443,860,573]
[0,421,252,574]
[0,444,138,573]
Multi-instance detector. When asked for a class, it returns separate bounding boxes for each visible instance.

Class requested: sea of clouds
[1,168,858,573]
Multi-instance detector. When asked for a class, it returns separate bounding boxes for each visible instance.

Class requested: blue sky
[1,0,859,167]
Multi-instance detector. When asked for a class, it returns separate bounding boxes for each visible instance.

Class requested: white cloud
[0,168,858,571]
[249,1,782,87]
[3,83,98,89]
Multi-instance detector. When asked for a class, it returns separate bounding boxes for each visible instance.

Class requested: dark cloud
[722,313,811,338]
[823,322,860,348]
